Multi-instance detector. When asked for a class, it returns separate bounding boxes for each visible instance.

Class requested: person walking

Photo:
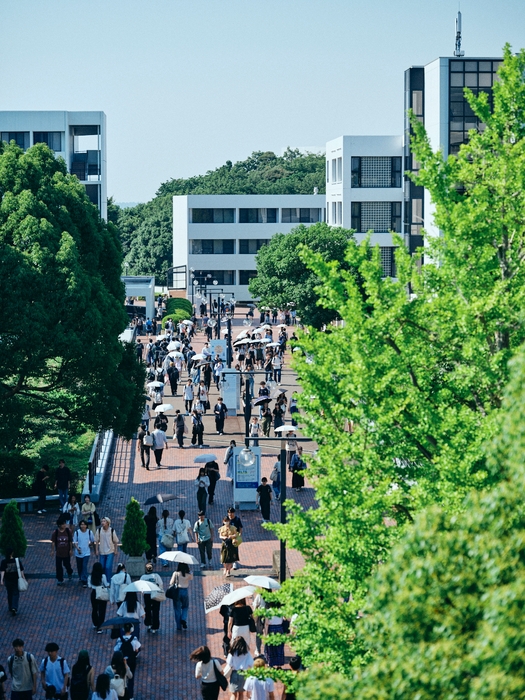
[228,598,254,649]
[191,409,205,447]
[62,495,81,528]
[195,468,210,514]
[270,461,281,501]
[140,429,153,470]
[88,562,109,633]
[249,416,260,447]
[92,673,118,700]
[143,507,159,563]
[224,440,236,480]
[140,403,151,430]
[35,464,50,514]
[157,509,175,563]
[170,562,193,631]
[0,549,27,617]
[213,360,224,391]
[227,507,243,570]
[174,410,186,449]
[265,603,286,667]
[51,516,74,586]
[198,380,209,414]
[54,460,71,509]
[137,425,147,468]
[7,638,38,700]
[117,592,145,640]
[140,562,163,635]
[214,397,228,435]
[289,445,306,491]
[194,512,214,569]
[260,406,272,438]
[104,652,132,700]
[73,520,94,588]
[218,517,239,577]
[183,380,194,415]
[223,637,254,700]
[109,563,131,606]
[81,495,98,535]
[95,518,119,583]
[167,362,180,396]
[244,658,275,700]
[151,427,168,467]
[205,460,220,505]
[256,478,273,523]
[174,510,193,553]
[69,650,95,700]
[190,646,224,700]
[40,643,70,700]
[113,624,141,700]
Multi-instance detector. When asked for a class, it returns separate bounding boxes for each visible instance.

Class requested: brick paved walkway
[0,313,317,699]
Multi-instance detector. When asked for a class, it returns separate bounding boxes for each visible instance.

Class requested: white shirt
[195,659,222,683]
[244,676,275,700]
[88,574,109,590]
[174,518,192,544]
[73,528,93,558]
[110,571,131,604]
[62,502,80,526]
[152,429,168,448]
[156,517,174,536]
[140,572,164,593]
[225,651,254,672]
[117,601,145,620]
[39,656,71,690]
[93,691,118,700]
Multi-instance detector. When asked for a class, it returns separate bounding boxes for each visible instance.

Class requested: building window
[33,132,62,151]
[332,202,337,225]
[380,247,397,277]
[1,132,29,150]
[239,239,269,254]
[192,269,235,285]
[239,208,277,224]
[351,157,402,188]
[337,201,342,225]
[412,90,424,116]
[84,184,100,208]
[326,160,330,183]
[281,208,321,224]
[332,159,337,183]
[350,202,402,233]
[337,157,342,182]
[191,239,235,254]
[191,208,235,224]
[239,270,257,285]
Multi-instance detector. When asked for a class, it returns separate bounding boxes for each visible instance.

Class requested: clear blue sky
[2,0,524,203]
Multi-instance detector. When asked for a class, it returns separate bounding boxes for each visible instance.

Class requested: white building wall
[173,193,325,301]
[0,110,107,220]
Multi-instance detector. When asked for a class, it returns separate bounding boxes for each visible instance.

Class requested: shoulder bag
[214,660,228,691]
[165,573,179,601]
[96,585,110,601]
[161,532,175,549]
[16,559,28,592]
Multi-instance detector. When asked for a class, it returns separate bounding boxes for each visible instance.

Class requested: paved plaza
[0,314,315,699]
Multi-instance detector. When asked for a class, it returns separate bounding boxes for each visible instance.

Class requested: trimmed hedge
[162,309,188,328]
[166,297,193,317]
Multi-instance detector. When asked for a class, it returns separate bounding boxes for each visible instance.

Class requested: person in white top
[151,428,168,468]
[94,517,119,583]
[88,562,109,633]
[140,562,164,634]
[244,657,275,700]
[73,519,94,587]
[223,636,254,697]
[109,563,131,605]
[92,673,118,700]
[173,510,194,553]
[62,495,81,528]
[190,645,223,699]
[157,509,175,564]
[117,592,145,640]
[170,563,193,631]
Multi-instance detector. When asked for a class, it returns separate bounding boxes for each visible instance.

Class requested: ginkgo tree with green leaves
[269,44,525,677]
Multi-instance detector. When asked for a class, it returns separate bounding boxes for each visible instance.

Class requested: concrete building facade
[0,110,107,220]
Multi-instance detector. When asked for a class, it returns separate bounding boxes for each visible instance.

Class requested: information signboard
[232,446,260,510]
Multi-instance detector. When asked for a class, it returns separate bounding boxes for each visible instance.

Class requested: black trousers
[55,555,73,582]
[215,417,225,433]
[144,593,161,630]
[90,589,107,628]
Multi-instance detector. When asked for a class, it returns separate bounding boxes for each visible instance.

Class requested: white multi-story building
[0,110,107,220]
[325,135,404,277]
[173,193,325,301]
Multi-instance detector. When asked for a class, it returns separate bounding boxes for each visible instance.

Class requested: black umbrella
[251,396,273,407]
[144,493,179,505]
[98,617,137,630]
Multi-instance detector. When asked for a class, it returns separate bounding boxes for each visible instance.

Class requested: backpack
[8,652,35,683]
[70,665,91,700]
[143,434,154,447]
[43,657,70,688]
[119,635,138,671]
[154,391,162,404]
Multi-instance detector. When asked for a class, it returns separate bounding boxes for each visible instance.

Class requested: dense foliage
[116,149,325,278]
[0,142,145,450]
[249,222,357,328]
[120,497,148,557]
[269,45,525,677]
[0,500,27,557]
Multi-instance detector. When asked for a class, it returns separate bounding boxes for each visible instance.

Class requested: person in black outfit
[213,398,228,435]
[35,464,50,514]
[144,507,159,562]
[0,548,26,616]
[167,363,179,395]
[54,460,71,508]
[154,412,169,432]
[256,478,273,522]
[205,461,220,505]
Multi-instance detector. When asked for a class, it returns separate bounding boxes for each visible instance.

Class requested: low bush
[162,309,188,328]
[165,297,193,317]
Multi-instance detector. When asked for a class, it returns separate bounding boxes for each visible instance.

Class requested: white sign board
[221,368,241,416]
[233,446,261,510]
[210,339,227,361]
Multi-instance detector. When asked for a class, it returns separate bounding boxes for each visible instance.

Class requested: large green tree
[270,45,525,673]
[249,222,357,328]
[298,348,525,699]
[117,149,326,278]
[0,142,145,450]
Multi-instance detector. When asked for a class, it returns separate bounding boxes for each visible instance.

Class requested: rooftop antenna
[454,9,465,57]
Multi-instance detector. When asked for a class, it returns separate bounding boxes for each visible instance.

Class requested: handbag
[165,574,179,601]
[248,616,257,633]
[16,559,28,592]
[214,661,228,691]
[96,585,110,601]
[152,589,166,602]
[232,532,243,547]
[110,674,126,698]
[161,532,175,549]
